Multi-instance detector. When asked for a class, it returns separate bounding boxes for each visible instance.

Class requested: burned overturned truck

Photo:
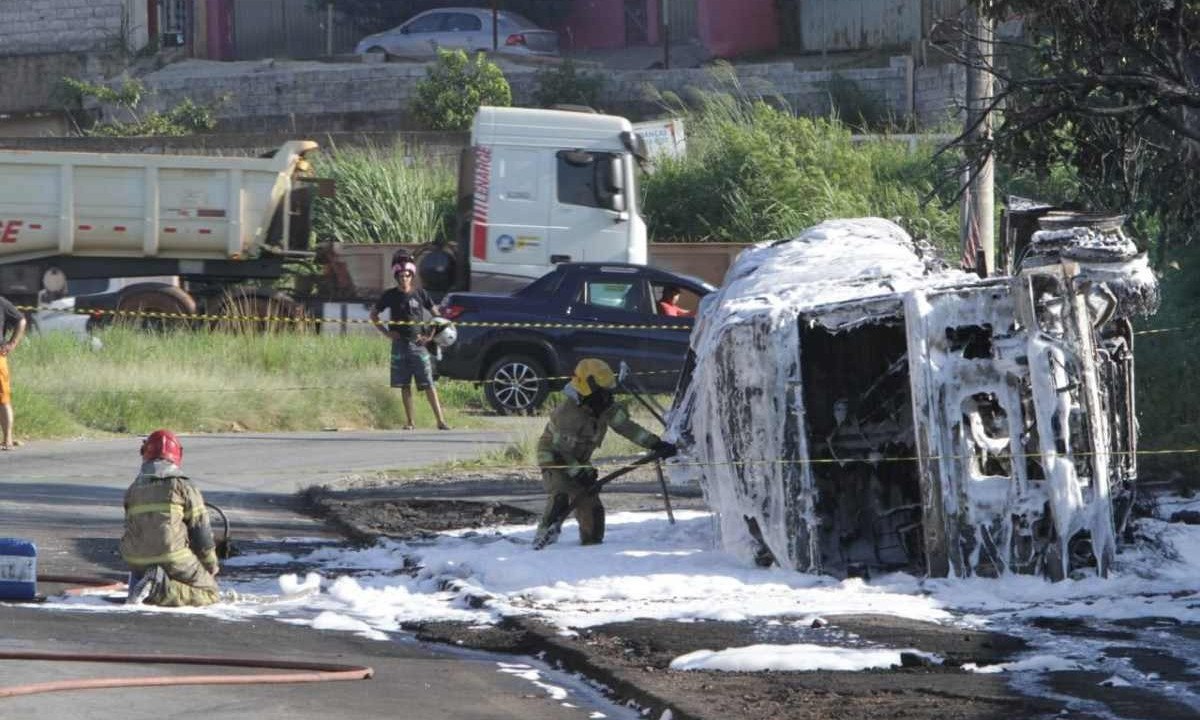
[668,214,1158,579]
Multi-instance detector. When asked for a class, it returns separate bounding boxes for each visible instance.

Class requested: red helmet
[141,429,183,466]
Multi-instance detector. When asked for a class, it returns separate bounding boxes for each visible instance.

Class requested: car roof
[413,7,525,19]
[553,262,715,291]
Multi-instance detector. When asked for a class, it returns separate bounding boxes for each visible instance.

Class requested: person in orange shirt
[657,285,693,317]
[0,295,26,450]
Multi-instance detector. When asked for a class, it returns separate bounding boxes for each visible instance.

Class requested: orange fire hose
[36,574,128,596]
[0,575,373,698]
[0,650,373,698]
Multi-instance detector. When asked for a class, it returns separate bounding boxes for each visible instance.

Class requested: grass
[311,143,456,244]
[12,327,488,440]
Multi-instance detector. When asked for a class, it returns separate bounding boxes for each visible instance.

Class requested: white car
[354,8,560,58]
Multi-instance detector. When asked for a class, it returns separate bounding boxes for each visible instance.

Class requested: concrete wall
[0,52,125,114]
[117,55,960,131]
[915,62,964,128]
[0,0,148,56]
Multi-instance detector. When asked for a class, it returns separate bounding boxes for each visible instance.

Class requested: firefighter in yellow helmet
[120,430,220,606]
[534,359,675,547]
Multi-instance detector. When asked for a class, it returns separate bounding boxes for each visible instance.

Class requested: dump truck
[0,140,323,325]
[0,105,654,328]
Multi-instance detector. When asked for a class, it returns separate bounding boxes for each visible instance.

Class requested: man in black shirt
[0,295,27,450]
[369,257,450,430]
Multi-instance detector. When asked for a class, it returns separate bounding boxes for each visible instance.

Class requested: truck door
[471,146,551,292]
[547,151,634,265]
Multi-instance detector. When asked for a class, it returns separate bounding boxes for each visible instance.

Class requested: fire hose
[0,506,372,699]
[0,650,373,698]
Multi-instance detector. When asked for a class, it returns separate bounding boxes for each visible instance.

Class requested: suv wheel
[484,354,549,415]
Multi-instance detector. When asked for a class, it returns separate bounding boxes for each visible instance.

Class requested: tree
[413,49,512,130]
[945,1,1200,249]
[59,78,219,137]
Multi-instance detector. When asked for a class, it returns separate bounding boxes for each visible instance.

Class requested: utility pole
[492,0,499,51]
[661,0,670,69]
[962,4,995,276]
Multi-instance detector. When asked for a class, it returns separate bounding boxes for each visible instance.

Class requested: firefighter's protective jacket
[120,460,218,572]
[537,389,660,476]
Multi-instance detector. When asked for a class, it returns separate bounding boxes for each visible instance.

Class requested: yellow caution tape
[18,368,681,395]
[26,303,1195,336]
[20,304,692,332]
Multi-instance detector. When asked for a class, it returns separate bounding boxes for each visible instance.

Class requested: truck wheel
[483,354,549,415]
[116,287,196,332]
[215,291,307,333]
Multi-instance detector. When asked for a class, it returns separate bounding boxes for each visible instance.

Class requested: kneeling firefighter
[121,430,220,606]
[535,359,675,547]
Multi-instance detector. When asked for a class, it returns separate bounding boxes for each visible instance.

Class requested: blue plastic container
[0,538,37,600]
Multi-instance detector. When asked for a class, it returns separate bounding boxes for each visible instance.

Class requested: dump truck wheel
[116,287,197,332]
[214,291,307,333]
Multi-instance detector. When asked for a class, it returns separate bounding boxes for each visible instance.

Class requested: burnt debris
[668,210,1158,580]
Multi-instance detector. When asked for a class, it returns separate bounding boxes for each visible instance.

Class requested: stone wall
[117,55,962,131]
[0,0,134,56]
[915,63,965,128]
[0,52,125,113]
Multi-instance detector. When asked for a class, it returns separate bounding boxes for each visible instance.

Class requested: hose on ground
[0,650,373,698]
[35,574,127,595]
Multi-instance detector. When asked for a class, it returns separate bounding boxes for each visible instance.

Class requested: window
[406,13,445,33]
[499,12,538,30]
[443,13,483,32]
[585,281,636,311]
[497,150,539,202]
[557,150,618,208]
[652,282,700,316]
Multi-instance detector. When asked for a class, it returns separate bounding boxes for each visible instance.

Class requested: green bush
[640,98,959,251]
[1133,243,1200,484]
[59,78,218,137]
[311,144,456,244]
[533,60,606,109]
[413,49,512,131]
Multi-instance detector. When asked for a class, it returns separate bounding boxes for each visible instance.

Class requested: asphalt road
[0,428,624,720]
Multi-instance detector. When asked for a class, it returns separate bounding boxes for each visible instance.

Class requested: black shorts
[390,340,434,389]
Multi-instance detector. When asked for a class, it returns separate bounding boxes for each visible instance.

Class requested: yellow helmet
[570,358,616,397]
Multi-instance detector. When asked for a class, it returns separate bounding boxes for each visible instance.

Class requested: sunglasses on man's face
[398,271,414,277]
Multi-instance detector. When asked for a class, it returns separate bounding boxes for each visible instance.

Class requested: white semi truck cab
[419,106,650,295]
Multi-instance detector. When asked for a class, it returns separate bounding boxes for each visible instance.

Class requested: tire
[116,287,196,332]
[483,354,549,415]
[214,290,307,334]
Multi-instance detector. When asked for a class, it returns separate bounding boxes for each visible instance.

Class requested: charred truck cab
[669,210,1158,580]
[419,106,649,296]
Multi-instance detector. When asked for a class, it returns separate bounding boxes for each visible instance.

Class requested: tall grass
[13,328,484,440]
[311,144,457,245]
[639,86,960,252]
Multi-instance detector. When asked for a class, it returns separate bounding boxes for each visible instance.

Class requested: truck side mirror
[603,156,626,213]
